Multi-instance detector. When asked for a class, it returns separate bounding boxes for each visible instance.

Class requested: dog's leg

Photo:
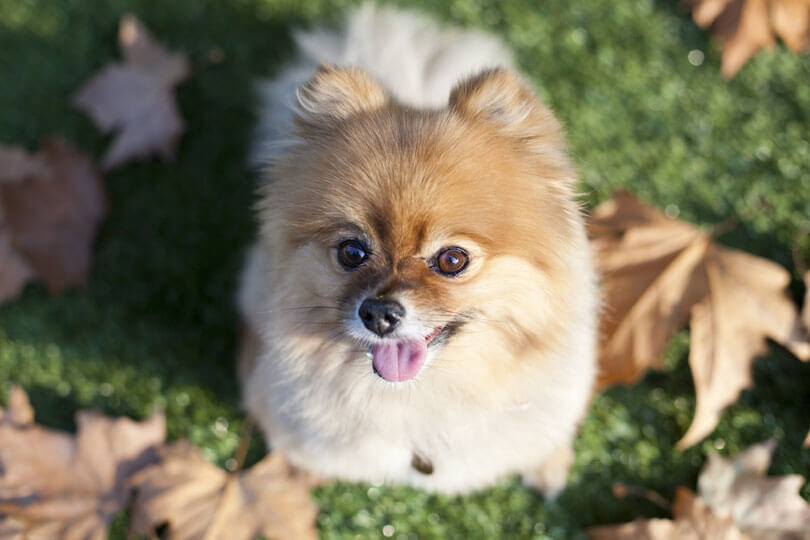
[521,443,574,500]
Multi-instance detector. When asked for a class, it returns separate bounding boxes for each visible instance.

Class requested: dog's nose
[358,298,404,337]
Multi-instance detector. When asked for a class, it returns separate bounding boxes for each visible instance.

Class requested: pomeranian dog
[238,4,598,495]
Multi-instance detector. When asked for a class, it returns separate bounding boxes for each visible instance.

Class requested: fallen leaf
[131,442,318,540]
[0,138,107,295]
[0,516,24,540]
[590,191,808,448]
[771,0,810,51]
[0,145,45,303]
[0,387,165,539]
[0,386,34,426]
[687,0,810,78]
[678,244,803,448]
[787,270,810,362]
[698,440,810,538]
[0,227,34,305]
[588,487,747,539]
[716,0,775,79]
[74,15,189,170]
[590,192,708,387]
[119,15,189,87]
[0,146,49,184]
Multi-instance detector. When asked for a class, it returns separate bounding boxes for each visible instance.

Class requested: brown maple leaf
[0,386,165,539]
[588,487,747,540]
[0,138,108,296]
[590,191,808,448]
[687,0,810,78]
[698,440,810,538]
[131,442,318,540]
[73,15,189,170]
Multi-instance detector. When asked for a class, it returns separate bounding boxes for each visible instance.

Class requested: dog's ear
[449,68,563,147]
[296,64,387,120]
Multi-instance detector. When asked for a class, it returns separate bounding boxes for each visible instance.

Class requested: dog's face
[260,66,586,385]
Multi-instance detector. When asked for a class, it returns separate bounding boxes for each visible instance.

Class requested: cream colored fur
[240,4,598,495]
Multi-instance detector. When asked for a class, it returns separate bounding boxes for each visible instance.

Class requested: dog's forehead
[281,106,562,262]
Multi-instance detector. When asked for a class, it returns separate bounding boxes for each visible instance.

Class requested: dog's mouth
[370,320,464,382]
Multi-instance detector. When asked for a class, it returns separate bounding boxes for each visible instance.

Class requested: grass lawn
[1,0,809,537]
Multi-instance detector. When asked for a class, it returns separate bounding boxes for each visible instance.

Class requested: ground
[1,0,809,538]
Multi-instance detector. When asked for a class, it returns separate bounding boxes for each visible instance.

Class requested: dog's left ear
[296,64,388,121]
[449,68,564,151]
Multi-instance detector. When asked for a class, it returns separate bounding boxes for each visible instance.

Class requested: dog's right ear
[296,64,387,121]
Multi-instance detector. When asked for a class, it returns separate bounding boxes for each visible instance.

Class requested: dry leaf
[588,487,747,540]
[0,228,34,305]
[590,192,708,387]
[687,0,810,78]
[0,146,43,303]
[74,15,189,170]
[590,191,808,448]
[678,244,804,447]
[0,138,107,295]
[0,147,49,184]
[0,516,24,539]
[0,387,165,539]
[771,0,810,50]
[698,440,810,538]
[0,386,34,426]
[131,442,318,540]
[788,270,810,362]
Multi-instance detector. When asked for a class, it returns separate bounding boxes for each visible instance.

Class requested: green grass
[1,0,809,538]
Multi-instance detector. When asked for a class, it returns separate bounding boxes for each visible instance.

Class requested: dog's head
[259,65,587,384]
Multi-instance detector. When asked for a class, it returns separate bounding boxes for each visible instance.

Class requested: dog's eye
[434,247,469,276]
[337,239,368,269]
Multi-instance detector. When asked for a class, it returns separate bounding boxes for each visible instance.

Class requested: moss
[1,0,808,537]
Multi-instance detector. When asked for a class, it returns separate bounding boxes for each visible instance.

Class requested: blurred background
[1,0,809,538]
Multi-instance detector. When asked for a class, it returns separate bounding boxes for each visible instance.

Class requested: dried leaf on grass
[0,147,49,184]
[588,487,747,540]
[0,231,34,306]
[697,439,810,538]
[0,386,34,426]
[131,442,318,540]
[74,15,189,170]
[0,139,107,303]
[0,386,165,540]
[687,0,810,78]
[590,191,808,448]
[589,441,810,539]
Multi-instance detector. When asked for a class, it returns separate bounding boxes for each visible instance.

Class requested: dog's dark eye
[434,247,468,276]
[337,239,368,269]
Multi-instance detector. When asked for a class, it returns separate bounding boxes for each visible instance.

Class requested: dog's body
[239,4,598,495]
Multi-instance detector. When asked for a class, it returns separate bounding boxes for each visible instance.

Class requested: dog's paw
[521,444,573,500]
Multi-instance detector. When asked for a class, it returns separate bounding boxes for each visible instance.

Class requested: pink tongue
[372,339,428,382]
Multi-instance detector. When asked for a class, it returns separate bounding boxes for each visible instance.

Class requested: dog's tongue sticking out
[372,339,427,382]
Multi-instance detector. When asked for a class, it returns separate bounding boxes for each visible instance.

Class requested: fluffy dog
[239,4,598,495]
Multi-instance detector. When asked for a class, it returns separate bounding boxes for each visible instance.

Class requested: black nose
[358,298,404,337]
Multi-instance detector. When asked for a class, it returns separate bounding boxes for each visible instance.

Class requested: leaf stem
[232,416,255,474]
[611,482,672,513]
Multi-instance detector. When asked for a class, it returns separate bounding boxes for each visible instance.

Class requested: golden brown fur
[240,61,598,494]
